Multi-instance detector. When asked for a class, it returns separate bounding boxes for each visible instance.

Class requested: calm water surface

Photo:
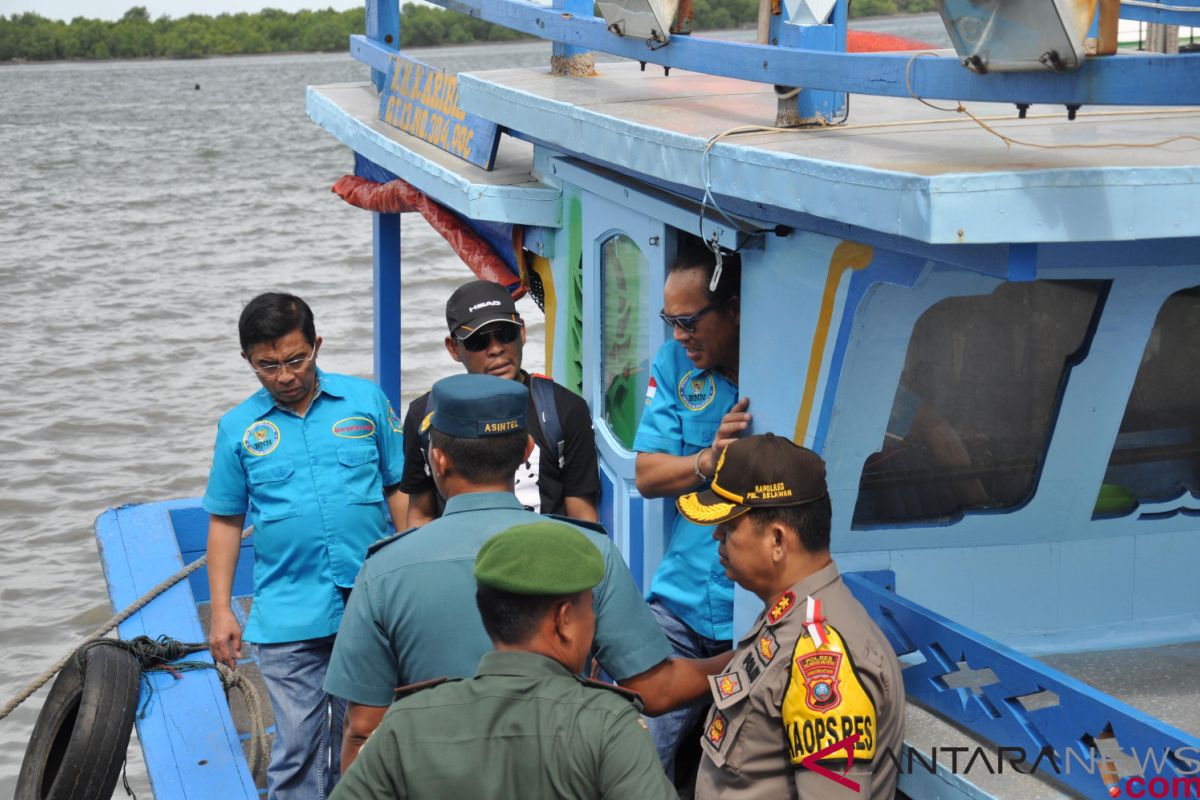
[0,17,947,796]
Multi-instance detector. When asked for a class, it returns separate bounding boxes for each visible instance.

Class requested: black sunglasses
[460,324,521,352]
[659,300,726,334]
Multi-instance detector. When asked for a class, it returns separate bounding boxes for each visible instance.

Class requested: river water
[0,17,947,797]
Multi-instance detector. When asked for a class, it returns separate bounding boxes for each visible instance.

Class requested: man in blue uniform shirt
[325,373,731,771]
[634,236,750,788]
[204,292,406,800]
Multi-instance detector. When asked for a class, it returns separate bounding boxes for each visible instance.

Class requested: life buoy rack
[16,642,142,800]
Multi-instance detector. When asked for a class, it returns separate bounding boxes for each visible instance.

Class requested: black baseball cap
[446,280,521,340]
[677,434,828,525]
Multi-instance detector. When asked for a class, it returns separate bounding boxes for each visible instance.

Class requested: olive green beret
[474,522,605,595]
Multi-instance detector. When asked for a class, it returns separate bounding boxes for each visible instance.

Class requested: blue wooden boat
[94,0,1200,796]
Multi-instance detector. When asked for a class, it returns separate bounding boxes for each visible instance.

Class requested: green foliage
[0,0,933,60]
[692,0,758,32]
[851,0,934,17]
[397,3,529,48]
[0,6,369,61]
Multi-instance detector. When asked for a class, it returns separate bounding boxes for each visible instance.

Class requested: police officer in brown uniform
[677,434,905,799]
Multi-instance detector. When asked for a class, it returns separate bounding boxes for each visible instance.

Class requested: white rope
[0,527,253,721]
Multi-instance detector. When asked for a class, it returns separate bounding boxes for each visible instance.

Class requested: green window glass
[1095,286,1200,517]
[600,234,650,449]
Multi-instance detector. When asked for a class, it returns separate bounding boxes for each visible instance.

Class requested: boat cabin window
[600,233,652,449]
[854,280,1108,527]
[1094,286,1200,517]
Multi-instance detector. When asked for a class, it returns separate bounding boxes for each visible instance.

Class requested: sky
[1,0,365,21]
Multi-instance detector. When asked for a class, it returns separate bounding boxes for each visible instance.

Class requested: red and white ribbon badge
[804,596,830,648]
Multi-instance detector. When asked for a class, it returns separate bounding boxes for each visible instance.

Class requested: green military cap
[474,522,605,595]
[430,373,528,438]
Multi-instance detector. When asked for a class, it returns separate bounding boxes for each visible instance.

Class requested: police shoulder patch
[419,411,434,434]
[782,624,877,766]
[365,527,418,557]
[242,420,281,456]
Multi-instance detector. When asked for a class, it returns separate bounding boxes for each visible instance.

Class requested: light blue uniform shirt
[323,492,672,706]
[634,340,739,642]
[203,369,405,644]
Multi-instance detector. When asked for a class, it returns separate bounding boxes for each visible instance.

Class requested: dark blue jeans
[257,635,346,800]
[645,599,728,784]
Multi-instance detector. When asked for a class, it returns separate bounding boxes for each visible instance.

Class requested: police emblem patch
[707,711,728,748]
[798,651,843,712]
[332,417,376,439]
[242,420,281,456]
[758,631,778,665]
[677,369,716,411]
[768,591,797,625]
[716,671,743,700]
[419,411,434,434]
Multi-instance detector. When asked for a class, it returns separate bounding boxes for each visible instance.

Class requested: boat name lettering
[382,59,476,160]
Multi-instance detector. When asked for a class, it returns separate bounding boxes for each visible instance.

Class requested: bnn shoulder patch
[782,624,877,766]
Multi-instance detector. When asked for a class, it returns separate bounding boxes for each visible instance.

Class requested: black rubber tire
[16,643,142,800]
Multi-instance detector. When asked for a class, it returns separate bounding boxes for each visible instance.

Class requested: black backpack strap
[543,513,609,537]
[529,375,563,468]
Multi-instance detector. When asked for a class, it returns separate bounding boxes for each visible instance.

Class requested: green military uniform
[331,519,677,800]
[329,651,677,800]
[694,561,905,800]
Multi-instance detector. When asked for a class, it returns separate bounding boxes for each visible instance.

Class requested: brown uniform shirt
[695,561,905,800]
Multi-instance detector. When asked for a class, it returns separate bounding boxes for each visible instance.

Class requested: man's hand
[208,605,243,669]
[206,512,246,669]
[699,397,751,477]
[619,652,734,715]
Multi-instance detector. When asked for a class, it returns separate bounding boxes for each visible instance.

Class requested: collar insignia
[768,590,797,625]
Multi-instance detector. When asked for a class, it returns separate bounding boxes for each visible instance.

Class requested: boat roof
[310,55,1200,247]
[457,60,1200,245]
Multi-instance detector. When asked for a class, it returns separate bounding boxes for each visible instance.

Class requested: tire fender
[17,643,142,800]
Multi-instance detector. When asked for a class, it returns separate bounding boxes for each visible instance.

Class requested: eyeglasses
[251,350,316,375]
[659,301,724,334]
[460,324,521,352]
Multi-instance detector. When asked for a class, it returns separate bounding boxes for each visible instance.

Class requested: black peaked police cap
[430,373,528,439]
[677,434,827,526]
[446,279,521,340]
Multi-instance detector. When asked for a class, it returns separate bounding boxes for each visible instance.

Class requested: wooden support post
[366,0,401,91]
[1097,0,1119,55]
[373,212,402,411]
[551,0,596,75]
